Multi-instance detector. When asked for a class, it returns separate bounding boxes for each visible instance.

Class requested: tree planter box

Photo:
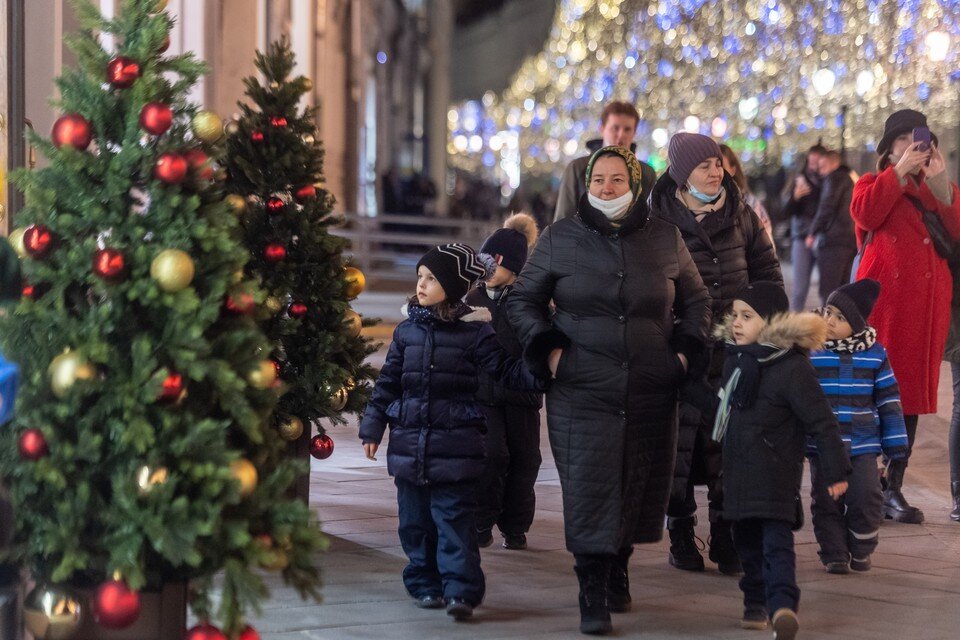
[72,582,186,640]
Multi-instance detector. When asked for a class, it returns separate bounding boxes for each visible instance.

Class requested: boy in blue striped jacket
[808,279,909,574]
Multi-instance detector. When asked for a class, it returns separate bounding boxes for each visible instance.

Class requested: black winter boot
[883,459,924,524]
[574,556,612,635]
[608,547,632,613]
[667,516,705,571]
[708,519,742,575]
[951,481,960,522]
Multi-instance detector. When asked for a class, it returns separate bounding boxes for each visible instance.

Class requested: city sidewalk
[250,274,960,639]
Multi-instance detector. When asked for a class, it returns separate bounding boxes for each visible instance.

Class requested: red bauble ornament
[21,285,35,299]
[238,625,261,640]
[139,102,173,136]
[184,623,226,640]
[288,302,308,318]
[23,225,54,258]
[106,56,141,88]
[154,153,188,184]
[19,429,48,461]
[269,116,288,128]
[52,113,93,150]
[294,184,317,202]
[158,373,184,402]
[93,579,141,629]
[185,149,214,180]
[310,434,334,460]
[250,130,265,143]
[93,248,127,281]
[266,197,285,215]
[263,244,286,263]
[225,292,255,315]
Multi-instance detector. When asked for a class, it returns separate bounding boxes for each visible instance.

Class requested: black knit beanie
[416,243,487,302]
[826,279,881,333]
[734,281,789,321]
[480,229,527,275]
[668,132,723,186]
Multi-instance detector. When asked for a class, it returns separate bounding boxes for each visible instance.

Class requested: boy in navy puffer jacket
[359,243,545,622]
[809,279,909,574]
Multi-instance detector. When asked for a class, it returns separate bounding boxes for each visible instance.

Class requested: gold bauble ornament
[344,376,357,391]
[247,360,278,389]
[136,465,169,495]
[341,309,362,338]
[302,77,313,91]
[264,296,282,313]
[192,110,223,144]
[330,387,349,411]
[150,249,195,293]
[261,549,289,571]
[8,228,27,259]
[224,120,240,136]
[278,416,304,441]
[230,458,258,497]
[23,584,83,640]
[343,267,366,300]
[302,134,315,145]
[152,0,168,11]
[269,81,280,90]
[224,194,247,214]
[49,349,96,399]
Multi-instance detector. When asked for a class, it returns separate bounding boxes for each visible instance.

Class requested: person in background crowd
[944,275,960,522]
[808,279,908,574]
[465,213,543,551]
[509,146,711,635]
[650,132,782,578]
[783,144,828,311]
[719,144,775,249]
[553,101,656,222]
[359,244,545,622]
[715,282,848,639]
[806,150,858,304]
[851,108,960,524]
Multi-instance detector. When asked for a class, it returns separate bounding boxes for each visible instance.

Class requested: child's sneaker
[771,608,799,640]
[850,556,872,572]
[824,561,850,574]
[502,533,527,550]
[740,607,768,630]
[446,598,473,621]
[477,529,493,548]
[414,594,444,609]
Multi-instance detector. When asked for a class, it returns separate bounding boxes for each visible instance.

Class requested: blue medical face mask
[687,182,722,203]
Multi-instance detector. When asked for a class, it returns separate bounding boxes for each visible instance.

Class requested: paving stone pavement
[242,331,960,639]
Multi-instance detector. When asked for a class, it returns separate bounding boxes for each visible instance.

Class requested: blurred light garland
[448,0,960,191]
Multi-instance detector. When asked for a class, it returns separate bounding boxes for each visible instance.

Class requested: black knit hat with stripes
[416,243,488,302]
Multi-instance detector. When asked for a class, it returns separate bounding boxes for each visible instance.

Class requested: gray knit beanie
[668,132,723,186]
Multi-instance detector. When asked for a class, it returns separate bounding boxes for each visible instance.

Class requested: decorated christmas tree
[0,1,323,637]
[222,39,376,501]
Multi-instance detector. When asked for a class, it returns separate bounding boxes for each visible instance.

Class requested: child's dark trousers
[733,518,800,615]
[810,452,882,564]
[395,478,485,606]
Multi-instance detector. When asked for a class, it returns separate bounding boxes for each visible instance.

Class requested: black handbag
[904,194,960,266]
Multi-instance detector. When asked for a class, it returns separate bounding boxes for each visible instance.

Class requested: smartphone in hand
[914,126,932,152]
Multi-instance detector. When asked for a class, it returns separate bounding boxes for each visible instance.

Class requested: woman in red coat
[852,109,960,524]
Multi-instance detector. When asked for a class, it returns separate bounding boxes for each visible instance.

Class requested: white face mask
[587,191,633,220]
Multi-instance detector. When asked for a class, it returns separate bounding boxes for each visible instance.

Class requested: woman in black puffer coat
[650,132,782,577]
[508,146,711,635]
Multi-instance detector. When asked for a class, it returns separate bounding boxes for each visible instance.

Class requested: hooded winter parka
[359,303,542,486]
[717,313,850,523]
[507,196,711,554]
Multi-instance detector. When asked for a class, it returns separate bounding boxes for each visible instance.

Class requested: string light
[448,0,959,189]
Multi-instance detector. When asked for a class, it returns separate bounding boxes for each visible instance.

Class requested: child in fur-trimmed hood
[714,281,849,640]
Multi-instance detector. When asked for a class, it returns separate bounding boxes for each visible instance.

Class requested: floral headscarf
[584,145,644,207]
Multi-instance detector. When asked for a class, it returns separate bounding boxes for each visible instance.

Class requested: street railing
[330,212,498,284]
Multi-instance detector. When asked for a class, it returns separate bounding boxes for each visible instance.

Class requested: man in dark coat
[783,144,827,310]
[650,132,783,576]
[509,146,711,635]
[805,150,857,304]
[552,101,656,222]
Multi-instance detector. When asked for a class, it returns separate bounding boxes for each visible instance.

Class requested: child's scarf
[712,342,791,442]
[823,326,877,354]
